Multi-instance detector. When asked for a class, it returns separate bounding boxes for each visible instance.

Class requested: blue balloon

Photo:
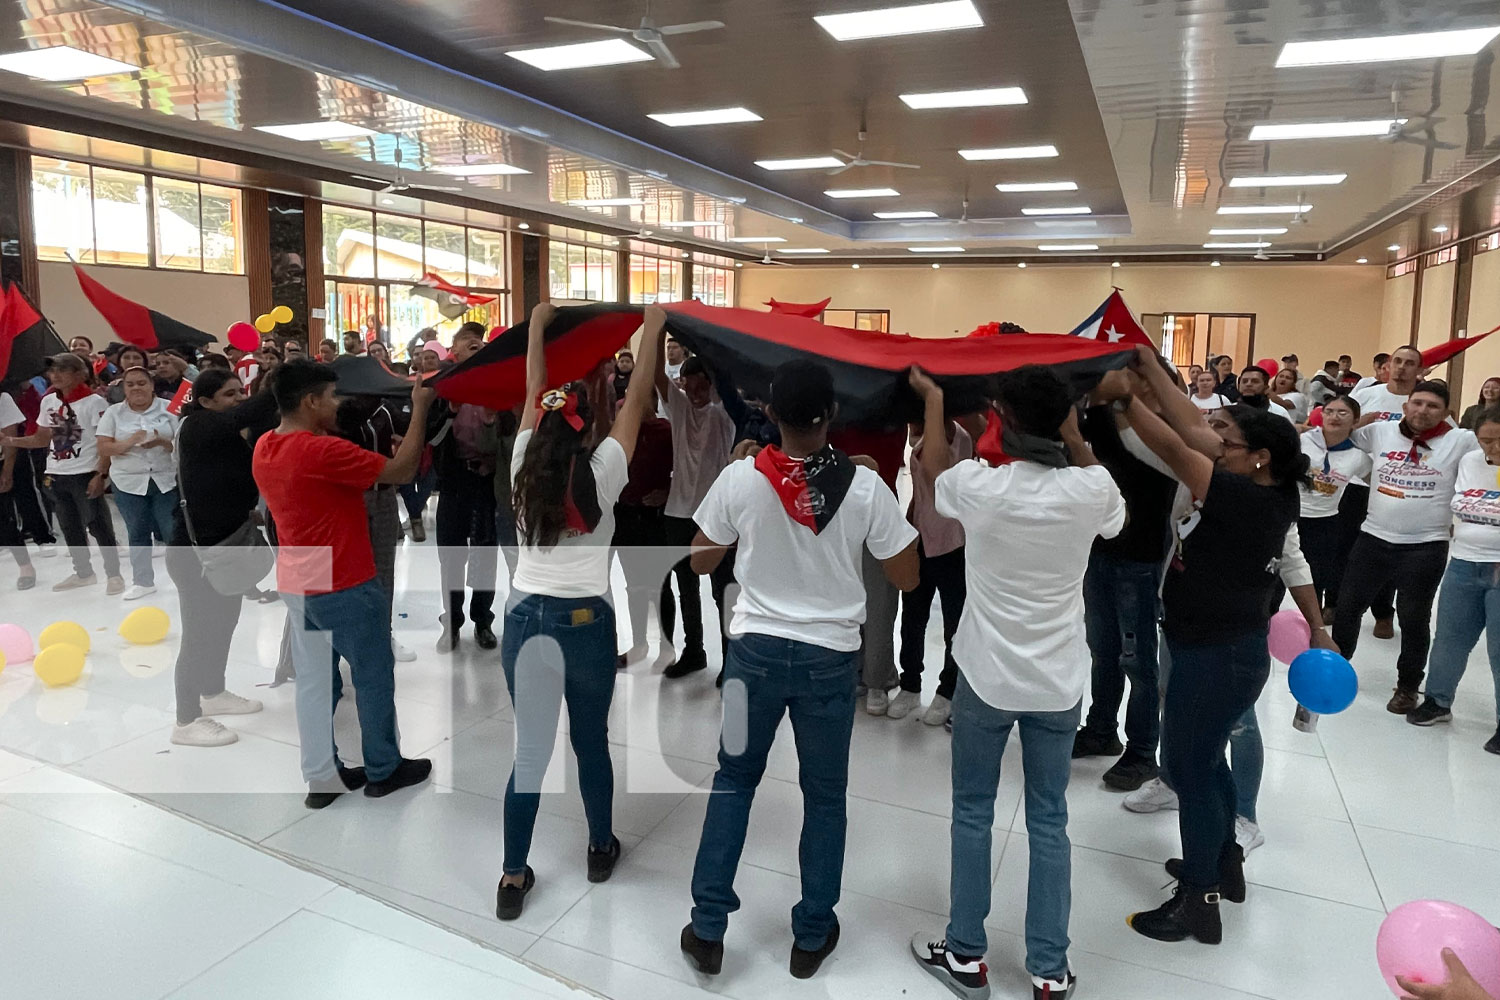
[1288,648,1358,714]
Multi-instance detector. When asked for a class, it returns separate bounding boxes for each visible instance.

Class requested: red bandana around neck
[1398,419,1452,463]
[974,409,1014,465]
[51,383,94,405]
[753,444,855,534]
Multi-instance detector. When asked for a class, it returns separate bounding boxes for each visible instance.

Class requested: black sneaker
[495,866,534,921]
[1128,884,1222,944]
[1032,970,1077,999]
[663,646,707,679]
[1165,844,1246,903]
[304,764,368,810]
[789,921,840,979]
[1406,697,1453,727]
[365,757,433,798]
[435,627,459,653]
[474,624,498,650]
[587,836,622,883]
[1485,728,1500,755]
[910,934,990,1000]
[1102,750,1160,791]
[680,924,723,975]
[1072,727,1123,759]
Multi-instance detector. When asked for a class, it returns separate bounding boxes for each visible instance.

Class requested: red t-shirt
[253,431,387,595]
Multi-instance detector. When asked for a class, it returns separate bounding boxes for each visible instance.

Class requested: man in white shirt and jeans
[680,359,918,981]
[907,365,1125,1000]
[1351,344,1425,423]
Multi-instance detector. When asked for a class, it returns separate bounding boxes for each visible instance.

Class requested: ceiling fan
[898,198,1007,226]
[1382,86,1458,150]
[759,245,792,266]
[828,114,920,175]
[543,2,724,70]
[1252,247,1297,260]
[350,145,465,195]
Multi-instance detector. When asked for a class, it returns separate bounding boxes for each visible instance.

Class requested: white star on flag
[1104,325,1124,343]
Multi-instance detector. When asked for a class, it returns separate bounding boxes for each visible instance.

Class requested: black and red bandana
[754,444,855,534]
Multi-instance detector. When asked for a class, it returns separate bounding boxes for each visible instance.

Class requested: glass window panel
[660,259,682,303]
[423,220,468,285]
[31,157,95,263]
[91,167,149,267]
[568,243,586,298]
[584,247,603,301]
[599,248,617,302]
[199,183,243,274]
[152,176,201,270]
[373,214,424,281]
[467,228,504,287]
[323,206,375,277]
[548,241,569,300]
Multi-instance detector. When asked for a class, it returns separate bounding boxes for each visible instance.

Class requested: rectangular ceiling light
[814,1,982,41]
[569,197,646,207]
[1022,205,1091,216]
[1204,241,1272,249]
[874,210,939,218]
[959,144,1059,160]
[1038,244,1099,251]
[648,107,762,127]
[506,39,653,71]
[728,236,786,243]
[659,220,727,229]
[825,187,901,198]
[254,121,377,141]
[777,248,831,254]
[433,163,530,176]
[1248,120,1401,140]
[0,45,138,81]
[1229,173,1346,187]
[1217,203,1311,214]
[899,86,1026,109]
[907,246,966,252]
[1210,227,1289,235]
[755,156,844,170]
[996,180,1078,192]
[1276,27,1500,67]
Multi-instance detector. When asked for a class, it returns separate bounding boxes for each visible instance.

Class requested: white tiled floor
[3,530,1499,1000]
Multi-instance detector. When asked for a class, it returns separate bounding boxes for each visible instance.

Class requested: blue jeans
[1158,639,1263,822]
[285,579,401,784]
[1161,632,1270,888]
[500,592,617,875]
[1082,550,1164,754]
[947,676,1078,979]
[1425,559,1500,724]
[112,482,177,587]
[690,633,857,951]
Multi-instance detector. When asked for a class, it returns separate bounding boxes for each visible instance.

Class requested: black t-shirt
[1161,468,1298,643]
[1081,405,1176,563]
[172,391,278,547]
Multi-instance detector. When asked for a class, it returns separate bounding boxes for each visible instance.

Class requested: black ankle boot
[1128,884,1223,944]
[1164,844,1246,903]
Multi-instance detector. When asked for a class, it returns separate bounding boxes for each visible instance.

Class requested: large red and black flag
[73,264,215,353]
[0,281,67,390]
[1421,323,1500,368]
[431,301,1135,428]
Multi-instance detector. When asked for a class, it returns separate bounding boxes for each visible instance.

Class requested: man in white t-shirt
[1352,352,1391,393]
[1351,345,1425,423]
[1235,365,1294,422]
[1333,379,1479,714]
[906,365,1124,1000]
[0,352,122,592]
[656,354,736,680]
[680,359,918,981]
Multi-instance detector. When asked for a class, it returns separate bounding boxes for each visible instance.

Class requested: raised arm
[518,302,557,434]
[1131,345,1222,456]
[609,306,666,461]
[907,367,951,481]
[376,385,435,484]
[1122,396,1214,498]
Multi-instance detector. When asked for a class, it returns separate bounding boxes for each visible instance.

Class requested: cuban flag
[1070,289,1154,347]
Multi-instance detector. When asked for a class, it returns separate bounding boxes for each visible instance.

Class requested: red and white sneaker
[1033,970,1077,999]
[910,933,990,1000]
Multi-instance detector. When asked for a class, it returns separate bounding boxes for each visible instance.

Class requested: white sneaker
[393,639,417,662]
[171,718,238,747]
[922,694,952,727]
[36,543,58,558]
[121,584,156,601]
[887,689,921,720]
[1235,815,1265,857]
[200,690,264,716]
[865,688,890,716]
[1123,777,1179,814]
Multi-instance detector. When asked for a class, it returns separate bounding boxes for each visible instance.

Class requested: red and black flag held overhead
[0,281,67,390]
[73,264,215,353]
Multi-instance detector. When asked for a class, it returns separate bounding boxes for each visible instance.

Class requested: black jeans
[612,502,675,648]
[165,545,243,725]
[1332,534,1449,691]
[46,471,120,579]
[2,447,54,546]
[663,513,734,658]
[435,466,498,629]
[1335,485,1394,618]
[1298,515,1343,610]
[897,543,964,699]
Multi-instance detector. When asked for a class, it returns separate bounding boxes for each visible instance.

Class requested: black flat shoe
[496,866,535,921]
[680,924,723,975]
[663,646,707,679]
[435,628,459,653]
[790,921,840,979]
[474,624,498,650]
[1072,727,1123,759]
[1128,885,1222,944]
[304,765,368,809]
[1165,844,1245,903]
[364,758,432,798]
[587,836,622,883]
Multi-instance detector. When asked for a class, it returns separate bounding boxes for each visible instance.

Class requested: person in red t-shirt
[252,358,435,809]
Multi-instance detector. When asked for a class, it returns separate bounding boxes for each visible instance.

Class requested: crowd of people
[3,315,1499,1000]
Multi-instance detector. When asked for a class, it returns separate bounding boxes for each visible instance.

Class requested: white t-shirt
[0,391,22,430]
[36,391,108,475]
[96,397,179,495]
[1352,421,1479,544]
[1278,391,1309,423]
[1299,429,1371,518]
[1351,383,1409,423]
[1353,375,1379,392]
[1191,393,1232,413]
[508,430,630,598]
[694,457,917,652]
[663,381,735,518]
[935,461,1126,712]
[1450,449,1500,563]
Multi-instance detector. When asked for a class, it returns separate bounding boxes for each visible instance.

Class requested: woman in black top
[163,369,278,748]
[1120,356,1307,946]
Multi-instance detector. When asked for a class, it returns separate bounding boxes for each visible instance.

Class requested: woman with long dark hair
[1459,377,1500,429]
[1122,358,1309,945]
[495,303,665,921]
[163,368,275,747]
[1298,395,1370,616]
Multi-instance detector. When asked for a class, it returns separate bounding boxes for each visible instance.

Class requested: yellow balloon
[270,305,294,324]
[34,643,86,687]
[38,620,91,654]
[254,313,276,333]
[0,649,6,676]
[119,606,171,645]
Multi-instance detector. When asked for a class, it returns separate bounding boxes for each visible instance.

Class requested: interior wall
[1378,271,1416,356]
[1416,262,1455,352]
[37,261,251,349]
[736,262,1385,366]
[1461,251,1500,403]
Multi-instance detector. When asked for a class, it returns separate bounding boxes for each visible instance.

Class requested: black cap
[769,358,835,431]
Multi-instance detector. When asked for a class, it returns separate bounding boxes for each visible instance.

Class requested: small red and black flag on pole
[0,281,67,390]
[73,264,215,353]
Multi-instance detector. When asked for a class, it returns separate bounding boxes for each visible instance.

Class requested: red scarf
[753,444,855,534]
[1398,419,1452,463]
[51,383,94,405]
[974,409,1013,465]
[974,408,1069,469]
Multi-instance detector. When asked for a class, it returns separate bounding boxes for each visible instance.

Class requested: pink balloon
[1267,609,1311,664]
[226,321,260,353]
[0,623,34,664]
[1376,900,1500,998]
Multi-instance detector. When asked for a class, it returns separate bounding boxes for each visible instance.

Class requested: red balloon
[1254,357,1280,378]
[227,322,259,353]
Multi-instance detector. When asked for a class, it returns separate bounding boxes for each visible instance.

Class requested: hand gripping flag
[411,272,497,320]
[73,264,215,353]
[1070,289,1154,347]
